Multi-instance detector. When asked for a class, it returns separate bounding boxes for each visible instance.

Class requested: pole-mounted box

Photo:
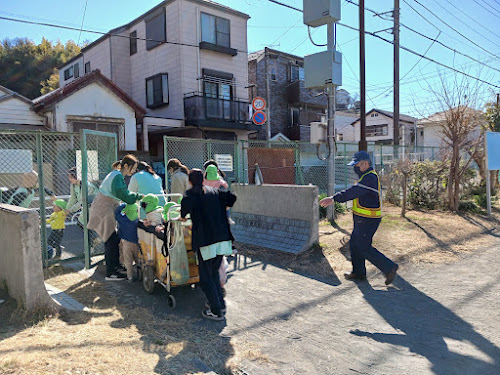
[310,122,328,144]
[303,0,341,27]
[304,50,342,89]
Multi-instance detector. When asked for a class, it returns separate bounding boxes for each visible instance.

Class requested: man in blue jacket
[320,151,398,285]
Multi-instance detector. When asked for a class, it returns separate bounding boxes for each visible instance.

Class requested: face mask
[354,166,362,176]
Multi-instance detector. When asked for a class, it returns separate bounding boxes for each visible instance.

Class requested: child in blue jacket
[115,203,139,282]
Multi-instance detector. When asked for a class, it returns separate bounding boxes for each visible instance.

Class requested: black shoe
[205,302,226,314]
[344,272,366,281]
[201,308,224,321]
[385,265,399,285]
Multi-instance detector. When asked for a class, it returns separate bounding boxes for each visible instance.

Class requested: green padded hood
[142,194,161,213]
[122,203,139,221]
[205,164,219,181]
[54,199,67,209]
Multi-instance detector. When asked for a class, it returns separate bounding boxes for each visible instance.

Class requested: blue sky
[1,0,499,117]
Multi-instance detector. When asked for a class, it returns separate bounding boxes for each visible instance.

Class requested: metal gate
[81,129,117,269]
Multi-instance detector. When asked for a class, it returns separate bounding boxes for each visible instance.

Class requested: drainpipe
[265,48,271,141]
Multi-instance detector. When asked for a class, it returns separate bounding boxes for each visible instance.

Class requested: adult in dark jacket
[180,169,236,321]
[320,151,398,285]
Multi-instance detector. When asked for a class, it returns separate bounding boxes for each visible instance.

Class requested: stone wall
[230,184,319,254]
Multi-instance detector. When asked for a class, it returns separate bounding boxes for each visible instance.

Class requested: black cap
[348,151,371,166]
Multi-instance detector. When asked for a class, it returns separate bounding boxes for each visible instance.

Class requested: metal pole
[327,23,336,221]
[265,48,272,141]
[393,0,400,148]
[80,131,91,269]
[359,0,367,151]
[36,134,48,267]
[485,134,492,216]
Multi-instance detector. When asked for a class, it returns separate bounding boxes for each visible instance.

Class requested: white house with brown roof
[350,108,418,147]
[58,0,255,154]
[33,70,146,151]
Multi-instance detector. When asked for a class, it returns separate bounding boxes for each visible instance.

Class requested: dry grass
[0,266,267,375]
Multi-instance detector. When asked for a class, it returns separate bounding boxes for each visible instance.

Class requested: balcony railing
[184,94,257,130]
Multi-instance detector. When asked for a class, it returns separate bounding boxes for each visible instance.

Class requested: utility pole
[327,23,336,221]
[359,0,367,151]
[393,0,400,150]
[265,47,272,141]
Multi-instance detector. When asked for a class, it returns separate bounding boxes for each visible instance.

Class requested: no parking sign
[252,111,267,125]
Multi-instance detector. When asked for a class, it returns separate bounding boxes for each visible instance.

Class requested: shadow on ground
[351,276,500,375]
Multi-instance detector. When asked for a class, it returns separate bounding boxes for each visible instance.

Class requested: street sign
[215,154,233,172]
[252,111,267,125]
[252,97,266,111]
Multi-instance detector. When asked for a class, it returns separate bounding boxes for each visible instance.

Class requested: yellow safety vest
[352,170,382,219]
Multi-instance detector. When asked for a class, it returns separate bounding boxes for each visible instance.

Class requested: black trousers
[197,254,224,316]
[48,229,64,256]
[104,231,121,277]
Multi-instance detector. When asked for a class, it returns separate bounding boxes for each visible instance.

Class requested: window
[338,134,344,141]
[64,66,74,80]
[290,107,300,126]
[74,63,80,78]
[71,121,125,150]
[204,77,233,119]
[366,124,388,137]
[84,61,91,74]
[270,66,277,81]
[370,113,379,117]
[201,13,230,48]
[146,10,166,50]
[130,30,137,55]
[146,73,169,108]
[290,65,304,81]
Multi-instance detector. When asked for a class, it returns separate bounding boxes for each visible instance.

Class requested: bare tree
[424,74,486,212]
[394,158,415,217]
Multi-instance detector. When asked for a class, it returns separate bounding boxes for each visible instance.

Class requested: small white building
[0,85,45,130]
[350,108,418,147]
[32,70,146,151]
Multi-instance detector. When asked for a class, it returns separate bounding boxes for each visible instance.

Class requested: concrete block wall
[231,184,319,254]
[0,204,55,311]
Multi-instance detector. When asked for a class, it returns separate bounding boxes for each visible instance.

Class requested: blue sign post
[485,131,500,216]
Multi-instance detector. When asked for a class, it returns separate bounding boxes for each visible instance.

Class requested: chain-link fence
[0,129,117,268]
[163,137,445,195]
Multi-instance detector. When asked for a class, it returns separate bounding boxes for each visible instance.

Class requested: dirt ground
[1,203,500,374]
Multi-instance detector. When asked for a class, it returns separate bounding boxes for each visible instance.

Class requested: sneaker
[105,273,126,281]
[205,302,226,314]
[228,218,236,225]
[128,276,137,283]
[201,308,224,321]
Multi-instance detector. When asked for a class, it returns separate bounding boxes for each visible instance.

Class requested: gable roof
[0,85,34,105]
[350,108,417,126]
[32,70,146,118]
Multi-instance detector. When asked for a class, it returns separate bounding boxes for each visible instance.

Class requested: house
[417,107,485,149]
[58,0,255,156]
[0,85,45,131]
[350,108,418,147]
[249,48,357,141]
[32,70,146,151]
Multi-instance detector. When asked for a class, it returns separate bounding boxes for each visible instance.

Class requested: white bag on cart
[169,221,190,285]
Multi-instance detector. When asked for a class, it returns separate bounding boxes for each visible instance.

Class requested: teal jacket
[99,170,142,204]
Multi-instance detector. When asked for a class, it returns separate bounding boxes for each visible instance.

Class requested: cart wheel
[167,294,176,309]
[143,265,155,294]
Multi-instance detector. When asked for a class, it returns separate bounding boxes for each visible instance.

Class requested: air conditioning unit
[303,0,341,27]
[310,122,327,144]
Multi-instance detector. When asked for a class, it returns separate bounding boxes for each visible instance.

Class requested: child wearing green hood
[115,202,140,281]
[141,194,164,227]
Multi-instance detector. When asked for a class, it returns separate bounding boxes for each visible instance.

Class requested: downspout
[196,5,202,94]
[109,36,113,81]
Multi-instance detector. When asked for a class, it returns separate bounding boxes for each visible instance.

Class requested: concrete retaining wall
[0,204,55,311]
[231,184,319,254]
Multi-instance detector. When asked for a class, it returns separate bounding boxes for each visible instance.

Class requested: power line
[0,15,248,53]
[473,0,500,19]
[77,0,89,46]
[264,0,500,88]
[268,16,303,47]
[345,0,500,73]
[408,0,500,59]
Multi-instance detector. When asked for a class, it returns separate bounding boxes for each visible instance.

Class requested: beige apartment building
[58,0,257,155]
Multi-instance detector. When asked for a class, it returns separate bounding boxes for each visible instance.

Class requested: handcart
[136,197,199,309]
